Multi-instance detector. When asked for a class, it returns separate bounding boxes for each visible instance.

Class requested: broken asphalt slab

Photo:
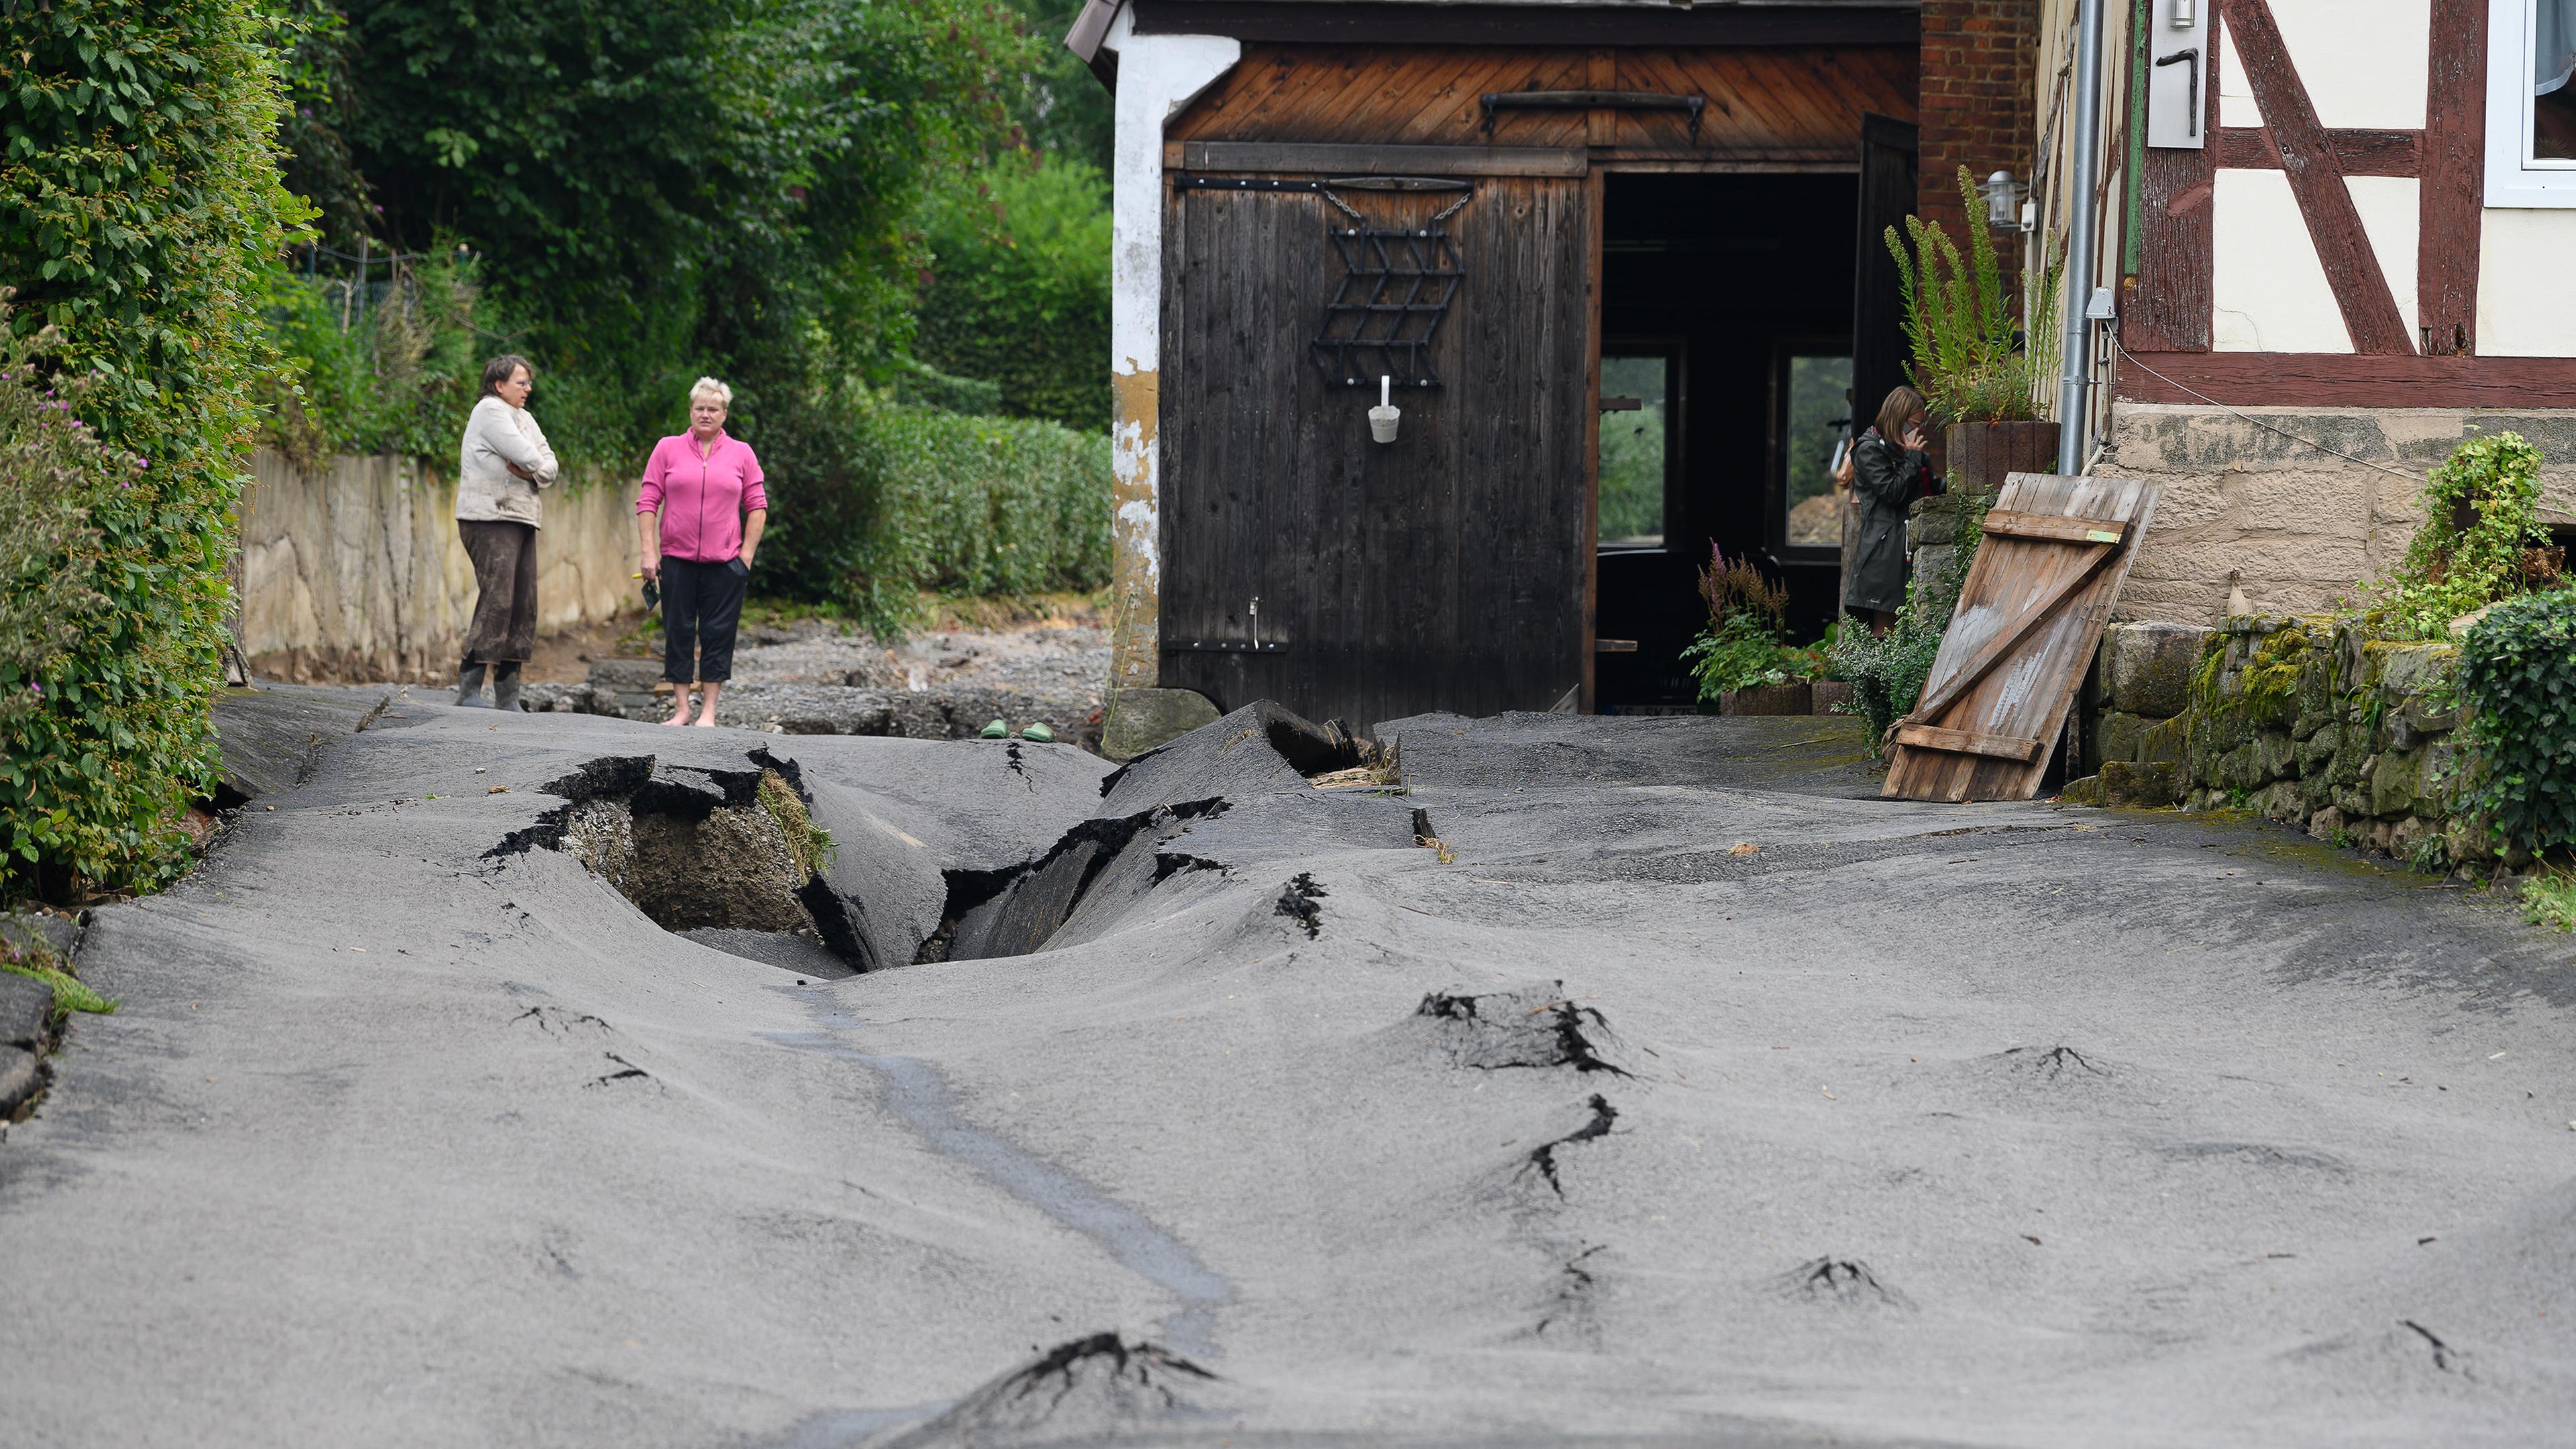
[0,692,2569,1447]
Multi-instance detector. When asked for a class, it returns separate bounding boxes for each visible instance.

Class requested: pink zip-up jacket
[637,430,768,561]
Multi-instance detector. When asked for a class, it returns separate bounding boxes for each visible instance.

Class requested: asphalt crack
[1523,1093,1618,1197]
[1275,873,1326,938]
[2402,1319,2472,1377]
[585,1052,651,1088]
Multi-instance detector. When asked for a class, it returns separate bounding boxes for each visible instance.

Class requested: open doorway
[1593,172,1858,713]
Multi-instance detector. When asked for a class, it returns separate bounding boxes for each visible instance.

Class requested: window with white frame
[2489,0,2576,204]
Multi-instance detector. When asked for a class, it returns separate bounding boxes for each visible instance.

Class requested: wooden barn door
[1850,115,1919,427]
[1159,172,1593,731]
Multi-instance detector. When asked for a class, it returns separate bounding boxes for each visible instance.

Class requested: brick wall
[1919,0,2042,235]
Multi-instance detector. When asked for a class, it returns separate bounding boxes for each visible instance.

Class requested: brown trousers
[458,520,538,663]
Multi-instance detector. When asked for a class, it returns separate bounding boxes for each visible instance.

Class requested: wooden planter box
[1945,420,2063,494]
[1721,683,1813,716]
[1811,680,1854,714]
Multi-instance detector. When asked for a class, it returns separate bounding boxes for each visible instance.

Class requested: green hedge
[2455,588,2576,861]
[761,389,1110,632]
[913,156,1112,433]
[1,0,296,898]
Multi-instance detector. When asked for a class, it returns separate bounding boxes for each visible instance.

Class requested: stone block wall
[237,449,639,683]
[2079,615,2493,871]
[2079,619,2206,776]
[2100,404,2576,625]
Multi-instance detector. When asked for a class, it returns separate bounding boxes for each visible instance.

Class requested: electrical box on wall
[2147,0,2210,150]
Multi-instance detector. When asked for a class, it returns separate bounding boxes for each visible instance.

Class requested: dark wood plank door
[1159,173,1593,730]
[1851,114,1919,424]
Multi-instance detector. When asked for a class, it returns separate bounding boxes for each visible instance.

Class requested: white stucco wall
[1103,10,1240,691]
[2212,170,2349,352]
[2264,0,2432,129]
[2476,207,2576,354]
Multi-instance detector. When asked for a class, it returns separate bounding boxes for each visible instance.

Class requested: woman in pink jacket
[637,377,769,727]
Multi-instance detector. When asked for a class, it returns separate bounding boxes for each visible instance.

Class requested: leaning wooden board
[1882,472,2161,803]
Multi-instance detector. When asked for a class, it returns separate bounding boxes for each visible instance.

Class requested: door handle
[2155,48,2202,137]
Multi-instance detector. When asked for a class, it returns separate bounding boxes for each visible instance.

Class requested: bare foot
[692,712,718,728]
[661,696,692,726]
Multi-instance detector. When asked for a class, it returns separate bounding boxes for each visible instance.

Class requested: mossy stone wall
[2081,615,2485,868]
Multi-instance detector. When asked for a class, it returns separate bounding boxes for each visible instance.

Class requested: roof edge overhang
[1070,0,1921,90]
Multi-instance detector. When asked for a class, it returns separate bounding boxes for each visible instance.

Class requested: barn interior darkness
[1595,171,1858,712]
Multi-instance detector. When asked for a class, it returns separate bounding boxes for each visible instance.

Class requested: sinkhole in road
[488,751,870,977]
[489,750,1239,976]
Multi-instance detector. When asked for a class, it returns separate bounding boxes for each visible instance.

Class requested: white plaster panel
[2213,170,2353,353]
[1109,22,1241,382]
[2218,21,2261,128]
[2477,207,2576,354]
[2266,0,2430,129]
[2345,176,2423,347]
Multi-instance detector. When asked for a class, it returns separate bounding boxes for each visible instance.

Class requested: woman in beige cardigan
[453,354,559,709]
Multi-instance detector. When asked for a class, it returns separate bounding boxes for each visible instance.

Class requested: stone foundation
[2099,405,2576,625]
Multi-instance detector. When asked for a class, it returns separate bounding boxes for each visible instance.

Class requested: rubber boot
[491,660,525,713]
[455,659,490,708]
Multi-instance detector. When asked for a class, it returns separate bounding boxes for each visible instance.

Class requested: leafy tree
[265,0,374,248]
[914,153,1110,431]
[337,0,1044,453]
[1,0,301,897]
[999,0,1112,174]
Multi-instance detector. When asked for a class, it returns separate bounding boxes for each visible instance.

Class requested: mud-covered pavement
[1,690,2571,1448]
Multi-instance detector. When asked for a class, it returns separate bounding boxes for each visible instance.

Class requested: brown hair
[1872,384,1927,443]
[480,354,533,398]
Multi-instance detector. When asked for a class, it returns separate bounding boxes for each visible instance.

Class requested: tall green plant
[2354,433,2553,640]
[1884,168,2053,425]
[1,0,300,898]
[2454,588,2576,861]
[914,154,1112,432]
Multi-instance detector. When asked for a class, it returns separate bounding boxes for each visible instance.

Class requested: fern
[1884,168,2054,425]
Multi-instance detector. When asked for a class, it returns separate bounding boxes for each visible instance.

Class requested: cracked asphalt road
[0,691,2570,1448]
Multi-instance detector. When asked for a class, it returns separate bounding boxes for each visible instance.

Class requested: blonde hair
[689,376,733,409]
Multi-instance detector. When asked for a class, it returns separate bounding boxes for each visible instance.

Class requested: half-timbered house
[2033,0,2576,621]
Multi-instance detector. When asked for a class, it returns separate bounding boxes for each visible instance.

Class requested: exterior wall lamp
[1982,171,2033,231]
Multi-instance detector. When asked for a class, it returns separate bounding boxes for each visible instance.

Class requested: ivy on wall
[1,0,300,898]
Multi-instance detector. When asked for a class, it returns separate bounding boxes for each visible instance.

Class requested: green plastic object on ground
[979,718,1009,739]
[1018,722,1055,743]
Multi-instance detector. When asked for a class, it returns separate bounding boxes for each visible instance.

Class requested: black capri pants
[660,555,748,684]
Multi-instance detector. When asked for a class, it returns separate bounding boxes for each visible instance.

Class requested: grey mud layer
[0,687,2571,1448]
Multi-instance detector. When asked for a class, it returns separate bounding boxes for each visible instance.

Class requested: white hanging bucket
[1367,374,1401,444]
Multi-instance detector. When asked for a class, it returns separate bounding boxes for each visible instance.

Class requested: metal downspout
[2055,0,2109,476]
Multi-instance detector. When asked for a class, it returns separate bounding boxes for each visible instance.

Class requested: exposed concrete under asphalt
[1,691,2571,1448]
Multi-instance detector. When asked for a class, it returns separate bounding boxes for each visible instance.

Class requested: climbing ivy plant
[2354,432,2554,641]
[0,0,300,898]
[2453,587,2576,862]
